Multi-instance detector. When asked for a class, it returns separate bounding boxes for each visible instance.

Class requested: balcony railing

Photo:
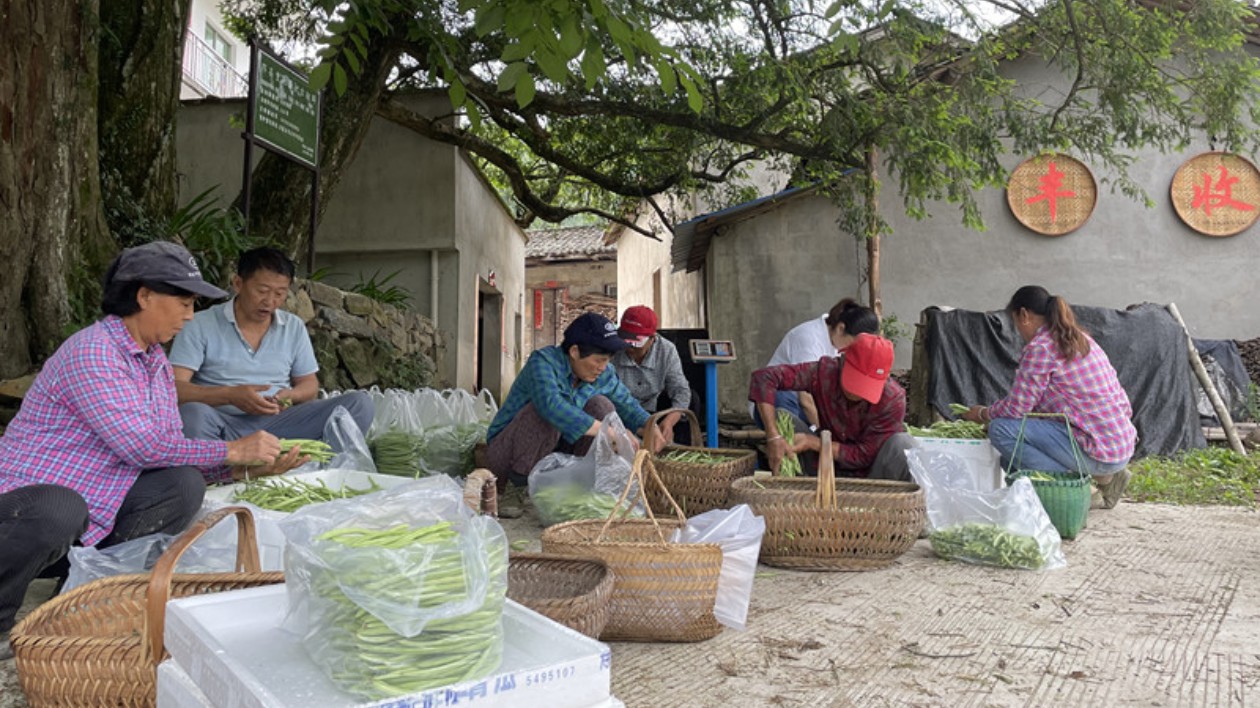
[182,31,248,98]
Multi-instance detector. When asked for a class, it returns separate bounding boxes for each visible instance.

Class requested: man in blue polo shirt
[486,312,668,500]
[169,247,373,447]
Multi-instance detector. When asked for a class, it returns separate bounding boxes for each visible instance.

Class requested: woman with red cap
[749,333,916,480]
[610,305,694,444]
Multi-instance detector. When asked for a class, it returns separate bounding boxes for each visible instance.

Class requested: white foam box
[157,660,215,708]
[914,437,1004,490]
[164,584,613,708]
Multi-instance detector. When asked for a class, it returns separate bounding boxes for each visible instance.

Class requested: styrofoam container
[157,659,215,707]
[202,468,416,507]
[165,584,612,708]
[914,437,1003,490]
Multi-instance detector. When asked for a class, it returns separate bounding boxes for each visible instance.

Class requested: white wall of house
[615,206,705,329]
[182,0,249,99]
[176,95,526,400]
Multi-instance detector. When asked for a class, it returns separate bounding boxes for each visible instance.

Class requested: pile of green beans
[929,522,1045,569]
[369,429,426,477]
[308,522,507,699]
[233,477,382,512]
[775,411,801,477]
[658,449,729,466]
[531,483,641,527]
[906,420,987,439]
[278,438,336,463]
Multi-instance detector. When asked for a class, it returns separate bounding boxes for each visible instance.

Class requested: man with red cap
[611,306,693,444]
[749,333,916,480]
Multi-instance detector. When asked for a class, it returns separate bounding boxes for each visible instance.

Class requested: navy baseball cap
[563,312,629,353]
[106,241,228,299]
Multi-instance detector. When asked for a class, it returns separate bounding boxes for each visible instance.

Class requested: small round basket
[1007,470,1090,540]
[645,408,756,517]
[507,553,615,639]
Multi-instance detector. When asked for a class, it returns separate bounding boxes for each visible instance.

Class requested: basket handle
[142,506,263,664]
[1005,412,1088,481]
[814,430,838,510]
[643,407,702,450]
[596,449,684,547]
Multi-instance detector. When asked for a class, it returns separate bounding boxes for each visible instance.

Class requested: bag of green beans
[280,476,508,700]
[365,390,427,476]
[907,449,1066,571]
[527,412,644,526]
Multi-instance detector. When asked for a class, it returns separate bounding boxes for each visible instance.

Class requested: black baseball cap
[563,312,629,353]
[106,241,228,299]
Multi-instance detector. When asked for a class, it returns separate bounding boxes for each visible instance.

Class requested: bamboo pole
[1167,303,1245,454]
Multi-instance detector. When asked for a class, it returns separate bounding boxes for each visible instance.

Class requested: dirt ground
[3,500,1258,707]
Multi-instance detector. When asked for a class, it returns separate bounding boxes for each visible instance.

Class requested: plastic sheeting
[923,302,1204,458]
[1192,338,1252,425]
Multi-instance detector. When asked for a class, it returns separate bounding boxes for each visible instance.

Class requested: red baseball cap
[840,334,894,404]
[618,305,658,348]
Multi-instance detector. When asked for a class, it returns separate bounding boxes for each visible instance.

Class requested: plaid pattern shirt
[988,327,1136,463]
[749,357,906,472]
[487,345,650,445]
[0,316,227,545]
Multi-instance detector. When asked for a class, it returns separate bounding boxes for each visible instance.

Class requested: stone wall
[285,278,446,392]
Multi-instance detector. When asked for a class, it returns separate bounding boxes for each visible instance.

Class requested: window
[204,22,233,63]
[603,284,618,297]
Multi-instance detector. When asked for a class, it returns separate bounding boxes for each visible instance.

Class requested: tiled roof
[525,225,616,259]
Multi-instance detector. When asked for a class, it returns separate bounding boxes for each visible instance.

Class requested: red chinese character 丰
[1024,161,1076,224]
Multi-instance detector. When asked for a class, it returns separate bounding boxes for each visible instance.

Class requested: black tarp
[1192,338,1252,425]
[924,302,1205,458]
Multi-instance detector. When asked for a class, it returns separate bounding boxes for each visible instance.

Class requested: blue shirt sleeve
[167,313,208,371]
[290,327,319,378]
[527,352,597,444]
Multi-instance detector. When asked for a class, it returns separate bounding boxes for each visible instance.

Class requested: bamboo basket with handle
[11,506,284,707]
[540,449,724,642]
[645,407,756,517]
[728,431,926,570]
[506,552,614,639]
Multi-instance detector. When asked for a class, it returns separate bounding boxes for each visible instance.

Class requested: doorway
[476,281,503,395]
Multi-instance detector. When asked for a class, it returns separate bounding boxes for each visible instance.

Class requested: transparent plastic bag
[280,476,508,699]
[319,405,377,473]
[908,448,1065,570]
[528,412,642,527]
[365,390,426,476]
[670,504,765,631]
[416,389,488,477]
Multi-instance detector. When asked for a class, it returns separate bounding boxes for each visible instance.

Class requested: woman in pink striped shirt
[962,286,1137,509]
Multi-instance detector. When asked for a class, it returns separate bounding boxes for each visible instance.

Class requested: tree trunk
[237,40,401,263]
[865,146,882,318]
[98,0,192,246]
[0,0,113,378]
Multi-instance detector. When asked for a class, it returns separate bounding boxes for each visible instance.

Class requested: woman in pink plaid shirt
[962,286,1137,509]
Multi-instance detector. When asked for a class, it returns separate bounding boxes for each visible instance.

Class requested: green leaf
[604,15,631,47]
[654,57,676,95]
[535,47,569,83]
[558,16,583,57]
[515,72,537,107]
[501,32,536,62]
[343,44,361,74]
[474,4,506,37]
[448,79,467,108]
[677,69,702,114]
[497,61,528,93]
[580,40,605,90]
[333,62,348,95]
[505,4,534,37]
[309,62,333,91]
[588,0,608,20]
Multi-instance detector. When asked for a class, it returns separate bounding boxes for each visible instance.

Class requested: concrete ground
[3,500,1257,707]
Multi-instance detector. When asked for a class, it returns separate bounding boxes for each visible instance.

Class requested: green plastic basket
[1004,414,1091,540]
[1006,469,1090,539]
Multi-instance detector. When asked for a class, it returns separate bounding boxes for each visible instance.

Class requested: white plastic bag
[528,412,641,526]
[670,504,765,631]
[320,405,377,473]
[908,449,1065,570]
[280,476,508,699]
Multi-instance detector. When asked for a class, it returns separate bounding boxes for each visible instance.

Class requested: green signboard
[251,51,320,168]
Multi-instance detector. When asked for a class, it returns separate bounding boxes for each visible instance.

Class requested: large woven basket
[507,553,614,639]
[541,450,724,643]
[645,408,756,517]
[728,431,925,571]
[12,507,284,707]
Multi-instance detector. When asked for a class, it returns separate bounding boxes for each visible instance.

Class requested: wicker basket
[11,507,284,707]
[728,431,925,571]
[541,450,723,643]
[645,408,756,517]
[507,553,614,639]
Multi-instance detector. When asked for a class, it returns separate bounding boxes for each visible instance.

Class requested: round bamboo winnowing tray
[729,477,925,570]
[1006,153,1096,236]
[1170,151,1260,237]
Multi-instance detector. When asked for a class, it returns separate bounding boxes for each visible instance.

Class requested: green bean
[530,483,643,527]
[659,449,730,465]
[233,477,381,512]
[306,521,507,699]
[775,411,801,477]
[929,523,1045,569]
[906,420,987,440]
[368,429,427,477]
[949,403,972,416]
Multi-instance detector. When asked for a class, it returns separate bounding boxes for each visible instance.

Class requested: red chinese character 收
[1024,161,1076,224]
[1191,166,1254,216]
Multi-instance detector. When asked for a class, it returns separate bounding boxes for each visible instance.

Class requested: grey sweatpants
[179,391,374,447]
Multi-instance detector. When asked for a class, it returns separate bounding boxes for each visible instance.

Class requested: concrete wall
[708,194,863,415]
[616,208,705,329]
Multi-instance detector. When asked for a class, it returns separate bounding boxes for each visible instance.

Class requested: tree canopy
[227,0,1260,240]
